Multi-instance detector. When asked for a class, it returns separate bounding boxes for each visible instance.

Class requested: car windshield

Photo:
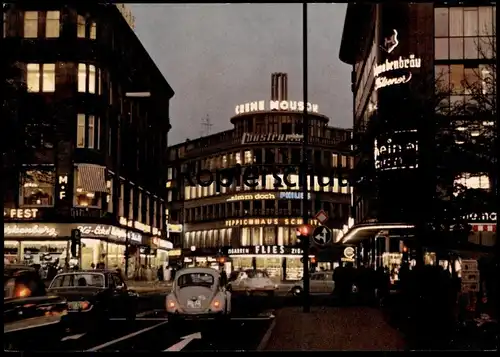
[245,270,269,279]
[49,273,105,288]
[177,273,214,288]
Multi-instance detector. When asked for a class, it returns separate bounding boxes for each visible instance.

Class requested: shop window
[24,11,38,38]
[74,169,101,208]
[20,169,55,207]
[244,150,253,164]
[27,63,55,93]
[45,11,60,38]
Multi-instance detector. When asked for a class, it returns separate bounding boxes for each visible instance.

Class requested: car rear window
[177,273,214,288]
[50,273,105,288]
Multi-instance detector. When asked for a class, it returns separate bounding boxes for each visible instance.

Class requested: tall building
[338,2,496,266]
[2,3,175,274]
[166,73,353,280]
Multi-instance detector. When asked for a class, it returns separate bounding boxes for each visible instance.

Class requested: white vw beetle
[165,267,231,322]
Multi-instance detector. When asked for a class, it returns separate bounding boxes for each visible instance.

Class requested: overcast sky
[129,3,351,145]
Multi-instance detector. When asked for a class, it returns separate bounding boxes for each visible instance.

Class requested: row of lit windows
[19,11,97,39]
[185,229,233,249]
[183,174,352,201]
[434,6,496,38]
[183,201,350,224]
[197,151,352,172]
[434,6,496,61]
[20,169,165,230]
[26,62,102,94]
[355,39,377,117]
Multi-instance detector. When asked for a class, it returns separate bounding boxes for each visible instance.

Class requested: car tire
[291,286,303,297]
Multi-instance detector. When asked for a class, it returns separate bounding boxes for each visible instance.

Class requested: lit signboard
[374,130,419,171]
[241,133,303,144]
[224,218,319,227]
[226,191,310,202]
[167,224,183,233]
[235,100,319,115]
[4,208,39,219]
[374,29,422,91]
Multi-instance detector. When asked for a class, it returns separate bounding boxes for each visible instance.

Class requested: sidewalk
[263,306,407,351]
[127,280,172,293]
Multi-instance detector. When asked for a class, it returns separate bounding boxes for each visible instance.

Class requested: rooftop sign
[235,100,319,115]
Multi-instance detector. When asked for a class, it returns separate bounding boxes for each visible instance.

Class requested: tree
[431,33,496,250]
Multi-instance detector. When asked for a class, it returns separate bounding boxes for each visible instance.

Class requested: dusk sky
[129,3,351,145]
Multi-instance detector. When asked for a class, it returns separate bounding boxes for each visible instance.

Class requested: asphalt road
[9,293,276,352]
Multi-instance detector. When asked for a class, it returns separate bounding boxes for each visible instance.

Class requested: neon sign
[58,175,68,200]
[235,100,319,115]
[374,55,421,90]
[374,130,419,171]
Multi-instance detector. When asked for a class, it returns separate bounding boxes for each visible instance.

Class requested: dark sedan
[47,270,139,333]
[4,265,68,351]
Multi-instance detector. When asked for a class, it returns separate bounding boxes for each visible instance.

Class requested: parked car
[4,265,68,351]
[166,267,231,323]
[47,270,139,333]
[228,269,277,296]
[289,271,335,297]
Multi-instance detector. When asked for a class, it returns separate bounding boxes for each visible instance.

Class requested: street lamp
[301,2,310,313]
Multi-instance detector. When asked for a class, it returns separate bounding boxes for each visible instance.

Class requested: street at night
[3,2,498,352]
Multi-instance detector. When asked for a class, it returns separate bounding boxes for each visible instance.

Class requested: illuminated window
[455,173,490,191]
[88,65,96,93]
[77,114,85,148]
[88,115,95,149]
[138,191,143,222]
[449,7,464,37]
[90,21,97,39]
[45,11,60,38]
[76,114,99,149]
[107,178,113,213]
[244,150,253,164]
[3,11,7,37]
[20,170,55,207]
[434,8,449,37]
[185,187,191,200]
[435,38,449,59]
[78,63,98,94]
[24,11,38,38]
[449,64,465,94]
[27,63,40,92]
[74,168,101,208]
[235,152,241,164]
[128,188,134,219]
[77,15,86,38]
[332,154,338,167]
[119,183,124,216]
[449,37,464,59]
[27,63,55,92]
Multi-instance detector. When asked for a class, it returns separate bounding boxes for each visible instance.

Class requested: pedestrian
[90,263,96,270]
[157,266,164,281]
[220,268,228,287]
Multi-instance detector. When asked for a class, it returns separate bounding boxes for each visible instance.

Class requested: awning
[77,164,108,193]
[472,223,496,232]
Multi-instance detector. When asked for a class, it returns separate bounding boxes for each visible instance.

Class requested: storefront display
[285,257,303,280]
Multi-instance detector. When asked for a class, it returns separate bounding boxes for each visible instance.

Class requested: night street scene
[2,2,498,352]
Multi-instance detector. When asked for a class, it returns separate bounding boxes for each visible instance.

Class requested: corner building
[2,3,175,274]
[166,73,353,281]
[339,2,496,267]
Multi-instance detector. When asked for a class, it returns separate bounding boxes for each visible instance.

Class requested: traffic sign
[312,226,332,246]
[314,210,329,225]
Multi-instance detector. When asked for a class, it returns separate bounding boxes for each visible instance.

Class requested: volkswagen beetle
[165,267,231,322]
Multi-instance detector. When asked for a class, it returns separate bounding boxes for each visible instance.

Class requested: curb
[257,317,277,351]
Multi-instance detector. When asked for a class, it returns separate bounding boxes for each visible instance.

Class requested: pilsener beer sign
[235,100,319,115]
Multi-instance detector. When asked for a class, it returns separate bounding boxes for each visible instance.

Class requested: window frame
[24,11,39,38]
[45,10,60,38]
[19,169,56,208]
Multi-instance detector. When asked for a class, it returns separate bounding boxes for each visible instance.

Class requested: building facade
[338,2,496,267]
[2,3,175,275]
[166,73,353,281]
